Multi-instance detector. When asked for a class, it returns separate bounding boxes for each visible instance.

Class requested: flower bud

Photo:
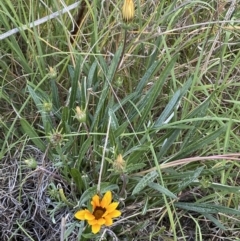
[24,157,37,169]
[113,154,126,172]
[43,101,53,112]
[122,0,135,22]
[75,106,86,123]
[48,66,57,79]
[115,76,123,88]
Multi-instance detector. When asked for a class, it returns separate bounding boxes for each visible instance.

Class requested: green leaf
[209,183,240,193]
[90,45,123,130]
[141,196,149,215]
[124,144,150,156]
[27,85,53,133]
[50,79,60,111]
[70,168,84,193]
[115,122,129,137]
[112,92,137,112]
[170,126,226,161]
[180,95,212,150]
[132,171,158,195]
[148,182,177,199]
[61,106,69,123]
[177,166,204,191]
[186,95,212,119]
[0,89,11,104]
[134,60,161,97]
[153,76,193,128]
[154,89,181,127]
[68,56,82,124]
[175,202,218,213]
[175,202,240,216]
[147,36,162,68]
[132,55,178,127]
[108,108,119,131]
[20,118,46,152]
[97,52,107,74]
[157,129,181,160]
[210,204,240,215]
[204,213,226,230]
[127,149,149,165]
[64,223,82,240]
[76,137,93,169]
[126,163,146,173]
[87,60,98,87]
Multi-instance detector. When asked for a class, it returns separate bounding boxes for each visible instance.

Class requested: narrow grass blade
[154,77,193,128]
[87,60,98,87]
[50,79,60,111]
[90,45,123,130]
[27,85,53,133]
[134,60,161,97]
[76,137,93,169]
[170,126,226,161]
[20,118,46,152]
[132,55,178,127]
[68,56,82,124]
[70,168,84,193]
[157,129,181,160]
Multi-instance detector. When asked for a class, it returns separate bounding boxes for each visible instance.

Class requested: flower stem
[97,116,112,195]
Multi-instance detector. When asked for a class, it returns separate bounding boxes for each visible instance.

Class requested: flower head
[122,0,135,22]
[113,154,126,172]
[48,130,64,146]
[75,191,121,234]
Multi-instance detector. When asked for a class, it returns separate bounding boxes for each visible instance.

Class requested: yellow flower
[75,191,121,234]
[122,0,135,22]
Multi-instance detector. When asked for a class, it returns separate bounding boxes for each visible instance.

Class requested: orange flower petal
[74,210,88,220]
[106,202,119,213]
[92,224,101,234]
[96,218,106,225]
[88,219,97,225]
[108,210,121,218]
[85,212,95,220]
[104,216,113,226]
[91,194,100,208]
[101,191,112,208]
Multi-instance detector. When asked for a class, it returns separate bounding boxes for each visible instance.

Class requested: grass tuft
[1,0,240,240]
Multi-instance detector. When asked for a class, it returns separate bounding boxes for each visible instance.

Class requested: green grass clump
[1,0,240,240]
